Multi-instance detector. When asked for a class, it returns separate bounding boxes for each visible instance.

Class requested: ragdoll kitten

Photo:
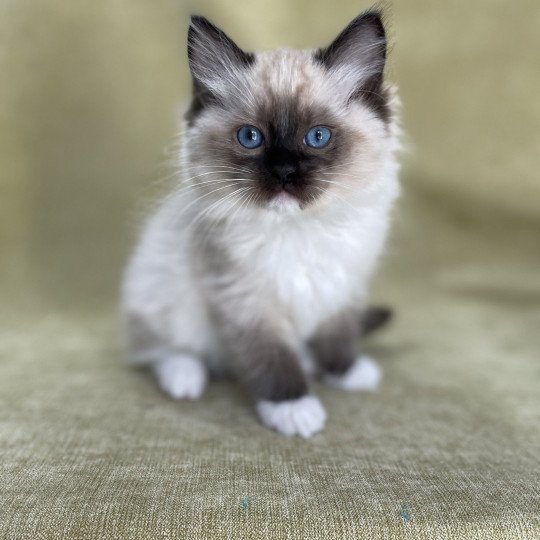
[122,10,400,438]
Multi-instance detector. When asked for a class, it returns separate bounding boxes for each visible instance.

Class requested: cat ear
[187,16,254,98]
[315,10,388,118]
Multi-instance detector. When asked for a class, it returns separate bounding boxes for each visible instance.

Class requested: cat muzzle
[269,163,298,187]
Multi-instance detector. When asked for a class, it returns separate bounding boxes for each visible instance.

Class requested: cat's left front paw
[256,395,326,438]
[324,355,382,391]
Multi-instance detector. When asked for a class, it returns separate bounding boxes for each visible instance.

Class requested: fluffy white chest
[229,212,382,338]
[268,236,358,336]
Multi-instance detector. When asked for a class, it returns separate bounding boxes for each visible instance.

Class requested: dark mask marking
[224,95,353,208]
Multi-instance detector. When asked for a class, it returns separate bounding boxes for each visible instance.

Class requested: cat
[121,9,401,438]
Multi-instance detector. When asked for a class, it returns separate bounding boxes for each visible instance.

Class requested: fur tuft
[360,306,393,335]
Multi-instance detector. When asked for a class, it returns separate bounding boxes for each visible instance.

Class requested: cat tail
[360,306,393,336]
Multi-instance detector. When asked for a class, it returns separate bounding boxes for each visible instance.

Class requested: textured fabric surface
[1,1,539,539]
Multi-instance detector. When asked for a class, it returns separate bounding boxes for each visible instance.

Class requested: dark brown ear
[185,16,255,125]
[315,10,388,120]
[187,16,254,93]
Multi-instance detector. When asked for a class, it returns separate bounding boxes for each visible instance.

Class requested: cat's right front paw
[256,395,326,438]
[153,354,207,400]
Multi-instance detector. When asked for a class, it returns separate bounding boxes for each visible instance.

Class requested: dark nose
[269,163,297,186]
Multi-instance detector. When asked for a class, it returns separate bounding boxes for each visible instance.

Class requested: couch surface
[1,1,539,538]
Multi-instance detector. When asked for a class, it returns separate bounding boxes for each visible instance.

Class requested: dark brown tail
[360,306,393,336]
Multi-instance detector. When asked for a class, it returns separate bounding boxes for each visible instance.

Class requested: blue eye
[237,125,263,149]
[305,126,332,148]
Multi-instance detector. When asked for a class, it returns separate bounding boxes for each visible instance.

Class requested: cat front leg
[123,310,208,400]
[222,323,326,438]
[309,310,382,391]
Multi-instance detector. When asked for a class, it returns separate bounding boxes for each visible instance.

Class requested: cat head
[182,10,398,216]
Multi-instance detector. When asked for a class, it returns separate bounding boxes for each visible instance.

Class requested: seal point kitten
[122,9,400,438]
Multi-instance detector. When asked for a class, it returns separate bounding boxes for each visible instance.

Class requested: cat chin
[266,191,301,214]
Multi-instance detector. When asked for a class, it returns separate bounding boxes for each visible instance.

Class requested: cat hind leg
[323,355,382,391]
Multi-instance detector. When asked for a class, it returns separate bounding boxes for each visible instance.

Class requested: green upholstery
[1,1,539,538]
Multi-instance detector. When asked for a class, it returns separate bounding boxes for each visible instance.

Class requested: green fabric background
[1,1,539,538]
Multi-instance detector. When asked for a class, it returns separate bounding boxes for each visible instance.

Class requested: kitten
[121,10,400,438]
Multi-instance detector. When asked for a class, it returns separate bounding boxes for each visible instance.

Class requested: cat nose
[270,164,297,186]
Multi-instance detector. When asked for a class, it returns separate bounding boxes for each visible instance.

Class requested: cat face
[183,12,394,215]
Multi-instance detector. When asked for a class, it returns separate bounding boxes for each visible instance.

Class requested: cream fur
[121,42,401,436]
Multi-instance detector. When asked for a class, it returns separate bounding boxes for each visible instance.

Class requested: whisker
[177,164,252,173]
[200,187,256,244]
[313,185,360,214]
[319,172,363,180]
[173,179,242,196]
[152,166,251,186]
[174,184,239,216]
[189,187,253,235]
[316,178,362,195]
[173,177,253,197]
[175,170,250,186]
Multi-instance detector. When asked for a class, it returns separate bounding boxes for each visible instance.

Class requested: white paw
[324,355,382,391]
[256,395,326,438]
[153,354,207,400]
